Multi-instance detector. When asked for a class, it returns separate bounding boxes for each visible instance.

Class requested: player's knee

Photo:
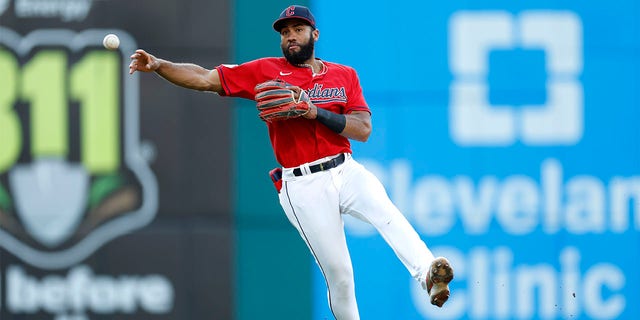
[331,277,355,297]
[325,263,353,278]
[326,268,354,292]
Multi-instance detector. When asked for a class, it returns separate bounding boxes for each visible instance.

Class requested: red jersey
[216,57,370,168]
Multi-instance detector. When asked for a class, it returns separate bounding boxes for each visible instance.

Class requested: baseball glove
[254,79,310,122]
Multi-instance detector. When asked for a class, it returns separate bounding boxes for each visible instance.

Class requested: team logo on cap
[286,6,296,16]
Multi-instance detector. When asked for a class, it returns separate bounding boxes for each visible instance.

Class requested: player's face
[280,21,317,65]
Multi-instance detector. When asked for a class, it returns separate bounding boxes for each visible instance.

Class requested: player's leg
[279,170,360,320]
[339,157,453,306]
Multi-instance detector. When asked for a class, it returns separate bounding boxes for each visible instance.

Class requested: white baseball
[102,34,120,50]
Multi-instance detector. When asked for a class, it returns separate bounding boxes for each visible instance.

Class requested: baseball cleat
[426,257,454,307]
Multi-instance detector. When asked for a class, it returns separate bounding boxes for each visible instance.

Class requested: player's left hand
[254,80,311,122]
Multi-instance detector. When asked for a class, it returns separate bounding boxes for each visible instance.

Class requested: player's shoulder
[229,57,277,68]
[322,60,358,74]
[247,57,288,66]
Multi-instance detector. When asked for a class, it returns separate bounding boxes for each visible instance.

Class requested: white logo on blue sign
[449,11,583,146]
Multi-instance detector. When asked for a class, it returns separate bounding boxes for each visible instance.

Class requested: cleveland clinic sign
[327,7,634,320]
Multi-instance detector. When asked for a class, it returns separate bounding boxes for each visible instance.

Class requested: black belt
[293,154,346,177]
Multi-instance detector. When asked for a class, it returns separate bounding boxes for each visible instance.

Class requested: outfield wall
[1,1,638,319]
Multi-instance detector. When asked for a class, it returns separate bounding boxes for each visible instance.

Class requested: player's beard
[282,36,315,65]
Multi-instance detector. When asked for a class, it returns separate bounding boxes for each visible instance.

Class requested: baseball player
[129,5,453,319]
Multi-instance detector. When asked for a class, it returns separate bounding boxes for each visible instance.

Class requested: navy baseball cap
[273,5,316,32]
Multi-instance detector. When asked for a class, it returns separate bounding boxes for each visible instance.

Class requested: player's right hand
[129,49,160,74]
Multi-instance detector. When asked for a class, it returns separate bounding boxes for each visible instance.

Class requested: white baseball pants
[278,153,435,320]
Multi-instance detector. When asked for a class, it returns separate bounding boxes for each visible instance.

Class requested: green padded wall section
[234,1,313,320]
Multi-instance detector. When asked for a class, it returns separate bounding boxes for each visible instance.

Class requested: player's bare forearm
[129,49,223,94]
[341,111,372,142]
[305,105,371,142]
[155,61,222,93]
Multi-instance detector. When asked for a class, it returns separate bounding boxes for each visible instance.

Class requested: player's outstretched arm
[129,49,223,94]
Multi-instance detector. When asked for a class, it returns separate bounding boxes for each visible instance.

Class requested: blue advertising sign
[313,1,639,319]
